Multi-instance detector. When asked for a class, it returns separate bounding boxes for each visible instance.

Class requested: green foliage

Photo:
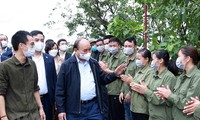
[107,17,143,45]
[136,0,200,57]
[46,0,135,38]
[47,0,200,57]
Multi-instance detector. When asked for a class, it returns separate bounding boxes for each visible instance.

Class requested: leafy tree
[138,0,200,57]
[45,0,135,38]
[107,17,143,45]
[46,0,200,57]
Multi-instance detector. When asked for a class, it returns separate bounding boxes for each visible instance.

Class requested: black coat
[55,55,118,114]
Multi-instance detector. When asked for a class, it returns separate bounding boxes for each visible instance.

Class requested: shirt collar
[138,64,149,74]
[153,67,168,79]
[128,52,136,61]
[12,56,30,66]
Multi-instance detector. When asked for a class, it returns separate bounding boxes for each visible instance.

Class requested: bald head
[79,39,90,49]
[74,38,91,54]
[74,38,90,49]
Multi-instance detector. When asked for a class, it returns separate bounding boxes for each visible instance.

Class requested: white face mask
[59,45,68,51]
[109,47,119,54]
[123,47,134,55]
[34,42,44,51]
[1,41,8,48]
[150,60,159,71]
[97,46,105,52]
[79,53,91,61]
[136,59,144,68]
[176,57,185,70]
[23,47,35,57]
[49,49,58,57]
[104,44,109,51]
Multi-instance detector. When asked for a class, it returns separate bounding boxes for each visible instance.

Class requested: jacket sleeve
[194,105,200,119]
[167,76,200,109]
[51,57,57,89]
[96,62,118,85]
[0,64,8,95]
[32,61,40,92]
[55,63,67,113]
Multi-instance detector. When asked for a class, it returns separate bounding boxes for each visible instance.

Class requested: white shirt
[76,56,96,100]
[59,51,66,59]
[33,55,48,95]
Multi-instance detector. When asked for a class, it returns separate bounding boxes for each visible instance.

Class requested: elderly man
[55,38,126,120]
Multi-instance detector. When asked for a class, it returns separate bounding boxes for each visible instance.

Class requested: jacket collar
[11,56,30,66]
[111,50,123,59]
[153,67,168,79]
[185,66,198,78]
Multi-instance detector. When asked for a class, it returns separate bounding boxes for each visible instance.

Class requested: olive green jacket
[99,50,110,62]
[144,68,176,120]
[194,105,200,119]
[167,66,200,120]
[107,50,126,95]
[0,56,40,120]
[130,65,152,114]
[121,52,137,95]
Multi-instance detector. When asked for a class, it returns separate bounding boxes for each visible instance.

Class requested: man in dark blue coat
[0,34,13,62]
[31,30,57,120]
[56,38,126,120]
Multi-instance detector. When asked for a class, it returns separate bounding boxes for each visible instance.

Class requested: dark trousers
[41,94,53,120]
[131,112,149,120]
[101,86,110,120]
[67,99,103,120]
[108,95,125,120]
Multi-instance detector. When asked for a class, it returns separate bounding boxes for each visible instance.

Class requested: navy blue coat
[1,47,13,62]
[55,55,118,114]
[31,53,57,105]
[42,53,57,105]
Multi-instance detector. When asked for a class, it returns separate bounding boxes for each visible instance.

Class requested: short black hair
[30,30,45,38]
[96,38,103,43]
[124,37,137,46]
[57,39,67,46]
[45,39,54,44]
[103,35,114,40]
[45,40,57,54]
[109,37,122,46]
[11,30,31,51]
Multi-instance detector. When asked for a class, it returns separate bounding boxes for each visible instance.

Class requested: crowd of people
[0,30,200,120]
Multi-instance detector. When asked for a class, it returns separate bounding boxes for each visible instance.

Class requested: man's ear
[74,48,78,52]
[19,43,23,49]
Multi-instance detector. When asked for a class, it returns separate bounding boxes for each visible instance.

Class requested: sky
[0,0,76,43]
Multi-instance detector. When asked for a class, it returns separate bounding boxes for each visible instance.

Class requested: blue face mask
[176,57,185,70]
[150,61,159,71]
[91,46,97,52]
